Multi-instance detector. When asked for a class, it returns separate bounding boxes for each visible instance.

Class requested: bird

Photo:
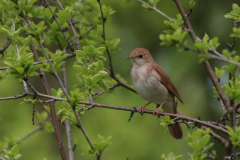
[127,48,183,139]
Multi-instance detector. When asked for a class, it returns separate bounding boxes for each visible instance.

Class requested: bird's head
[127,48,154,66]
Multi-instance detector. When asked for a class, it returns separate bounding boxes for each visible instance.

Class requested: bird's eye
[139,54,144,58]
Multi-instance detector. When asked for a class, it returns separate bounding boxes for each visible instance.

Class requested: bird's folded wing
[150,63,183,104]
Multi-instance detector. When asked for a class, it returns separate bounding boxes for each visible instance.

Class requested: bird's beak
[127,56,134,60]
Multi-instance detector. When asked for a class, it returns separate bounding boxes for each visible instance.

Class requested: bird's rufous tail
[168,123,183,139]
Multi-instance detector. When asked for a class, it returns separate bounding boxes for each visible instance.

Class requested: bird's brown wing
[151,63,183,104]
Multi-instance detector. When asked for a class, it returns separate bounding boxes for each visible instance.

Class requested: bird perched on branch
[127,48,183,139]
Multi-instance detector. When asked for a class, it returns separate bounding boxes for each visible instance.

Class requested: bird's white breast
[131,64,174,113]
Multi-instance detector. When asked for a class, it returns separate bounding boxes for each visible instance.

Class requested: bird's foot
[138,106,145,113]
[153,101,164,117]
[138,102,151,115]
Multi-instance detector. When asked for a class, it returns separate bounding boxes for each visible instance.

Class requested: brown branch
[24,14,96,158]
[26,20,68,159]
[105,70,136,93]
[173,0,232,158]
[173,0,230,116]
[202,126,226,145]
[0,93,29,100]
[97,0,115,78]
[24,91,230,135]
[0,39,12,54]
[224,21,238,159]
[205,150,218,160]
[6,90,229,140]
[186,9,193,17]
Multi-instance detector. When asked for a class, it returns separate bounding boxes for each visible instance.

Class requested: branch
[0,39,12,54]
[62,48,74,160]
[34,91,231,136]
[56,0,81,50]
[138,0,175,23]
[105,70,136,93]
[173,0,230,114]
[71,19,93,26]
[12,18,29,93]
[24,18,68,159]
[45,0,74,52]
[183,44,240,67]
[97,0,115,78]
[0,93,29,100]
[24,13,96,158]
[224,21,238,159]
[93,83,120,99]
[0,119,50,153]
[4,89,229,141]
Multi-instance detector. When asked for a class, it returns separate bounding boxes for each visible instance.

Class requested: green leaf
[11,145,19,157]
[215,67,225,78]
[16,67,24,75]
[225,4,240,20]
[161,152,182,160]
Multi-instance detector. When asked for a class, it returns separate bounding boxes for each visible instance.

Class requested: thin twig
[79,25,95,40]
[93,83,120,99]
[0,39,12,54]
[71,19,93,26]
[0,119,50,153]
[137,0,227,60]
[45,0,74,52]
[205,150,218,160]
[56,0,81,50]
[12,18,29,93]
[224,21,238,159]
[138,0,175,23]
[105,70,136,93]
[0,93,29,100]
[62,48,74,160]
[97,0,115,78]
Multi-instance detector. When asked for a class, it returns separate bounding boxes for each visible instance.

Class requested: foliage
[159,115,174,129]
[185,128,214,160]
[224,4,240,20]
[82,135,112,157]
[161,152,182,160]
[73,45,109,91]
[0,0,240,159]
[41,50,69,73]
[227,126,240,147]
[3,145,21,160]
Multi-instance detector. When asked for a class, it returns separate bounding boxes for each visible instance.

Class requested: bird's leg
[153,101,165,116]
[138,102,151,114]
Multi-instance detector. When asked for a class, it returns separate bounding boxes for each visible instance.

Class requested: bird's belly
[133,75,169,105]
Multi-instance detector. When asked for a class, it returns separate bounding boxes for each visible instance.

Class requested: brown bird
[127,48,183,139]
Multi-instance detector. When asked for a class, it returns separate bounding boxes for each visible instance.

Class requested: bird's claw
[138,107,145,113]
[153,110,159,116]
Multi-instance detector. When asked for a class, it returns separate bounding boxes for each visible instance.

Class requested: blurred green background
[1,0,240,159]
